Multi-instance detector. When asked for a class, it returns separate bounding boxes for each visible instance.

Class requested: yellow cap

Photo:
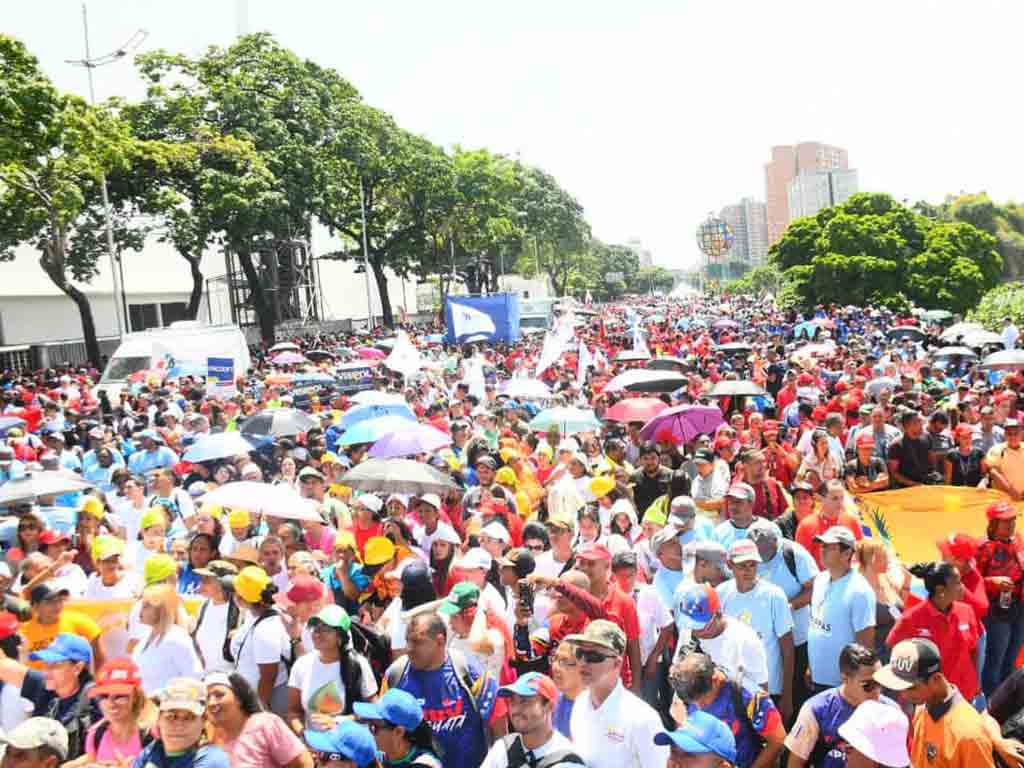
[140,508,167,531]
[321,452,339,465]
[465,516,483,536]
[144,553,176,587]
[590,476,616,499]
[91,534,124,562]
[234,566,272,603]
[80,496,105,520]
[495,467,518,488]
[364,536,396,566]
[334,530,358,552]
[535,444,554,460]
[203,504,223,520]
[227,508,251,529]
[329,483,352,500]
[499,447,520,463]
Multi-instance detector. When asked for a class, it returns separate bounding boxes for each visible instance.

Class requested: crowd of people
[0,295,1023,768]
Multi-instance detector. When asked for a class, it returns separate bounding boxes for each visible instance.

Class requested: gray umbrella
[931,346,978,359]
[0,472,95,506]
[240,408,319,438]
[977,349,1024,371]
[707,380,767,398]
[339,458,457,495]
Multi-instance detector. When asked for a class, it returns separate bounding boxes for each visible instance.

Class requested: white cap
[556,438,580,454]
[459,547,492,571]
[837,700,910,768]
[432,522,462,547]
[418,493,442,510]
[608,498,637,526]
[355,494,383,513]
[480,521,510,544]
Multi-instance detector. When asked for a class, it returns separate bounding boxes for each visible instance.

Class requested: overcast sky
[8,0,1023,270]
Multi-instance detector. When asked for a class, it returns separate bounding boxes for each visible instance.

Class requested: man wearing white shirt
[568,620,668,768]
[1003,316,1020,350]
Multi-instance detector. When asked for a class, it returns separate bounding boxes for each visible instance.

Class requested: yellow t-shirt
[20,610,101,670]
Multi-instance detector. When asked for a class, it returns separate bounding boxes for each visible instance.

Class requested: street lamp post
[65,3,147,340]
[358,178,375,330]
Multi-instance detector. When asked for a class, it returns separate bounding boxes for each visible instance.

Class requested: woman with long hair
[64,659,155,768]
[133,584,203,695]
[854,539,904,664]
[178,533,217,595]
[797,429,841,484]
[8,512,43,563]
[286,605,377,735]
[428,524,461,598]
[205,671,312,768]
[354,688,442,768]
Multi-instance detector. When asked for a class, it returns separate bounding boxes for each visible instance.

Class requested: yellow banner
[856,485,1024,565]
[65,597,203,661]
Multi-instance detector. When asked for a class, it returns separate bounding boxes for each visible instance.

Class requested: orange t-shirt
[795,512,864,568]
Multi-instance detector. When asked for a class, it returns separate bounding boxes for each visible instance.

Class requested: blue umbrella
[183,432,256,463]
[337,415,418,447]
[0,416,26,435]
[339,402,415,431]
[793,321,819,339]
[527,407,602,435]
[367,423,453,459]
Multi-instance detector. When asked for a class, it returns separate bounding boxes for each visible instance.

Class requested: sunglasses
[859,679,880,692]
[525,544,545,552]
[574,647,614,665]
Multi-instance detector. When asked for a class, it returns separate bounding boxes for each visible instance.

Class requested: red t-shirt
[795,512,864,569]
[601,583,640,688]
[352,521,384,559]
[887,599,982,701]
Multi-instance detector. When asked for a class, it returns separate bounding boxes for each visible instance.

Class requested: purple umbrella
[367,422,453,459]
[639,404,725,444]
[271,351,307,365]
[712,318,740,330]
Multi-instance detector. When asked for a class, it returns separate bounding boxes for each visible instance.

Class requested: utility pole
[66,4,147,340]
[359,178,375,330]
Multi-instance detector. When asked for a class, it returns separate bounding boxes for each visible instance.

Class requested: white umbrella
[501,379,552,400]
[199,481,322,521]
[940,322,984,343]
[269,342,300,353]
[350,391,407,406]
[182,432,256,463]
[977,349,1024,371]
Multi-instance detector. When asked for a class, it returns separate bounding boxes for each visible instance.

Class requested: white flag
[577,343,593,383]
[384,331,422,379]
[585,290,593,308]
[535,332,564,377]
[555,309,576,345]
[463,354,486,401]
[450,301,497,341]
[633,324,650,357]
[594,347,608,371]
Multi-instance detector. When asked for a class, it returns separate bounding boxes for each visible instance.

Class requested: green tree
[0,35,144,364]
[969,282,1024,329]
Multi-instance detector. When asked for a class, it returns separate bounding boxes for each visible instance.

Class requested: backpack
[350,619,392,685]
[385,648,486,741]
[234,610,295,673]
[500,733,585,768]
[50,682,95,761]
[780,540,799,583]
[192,597,241,666]
[726,679,771,753]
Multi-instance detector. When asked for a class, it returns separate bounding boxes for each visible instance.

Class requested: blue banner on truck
[444,293,521,345]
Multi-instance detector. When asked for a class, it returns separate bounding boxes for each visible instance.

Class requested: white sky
[7,0,1023,271]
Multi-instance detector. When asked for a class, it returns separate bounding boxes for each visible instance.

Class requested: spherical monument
[695,216,734,261]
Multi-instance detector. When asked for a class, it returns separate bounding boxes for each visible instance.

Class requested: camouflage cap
[564,619,626,656]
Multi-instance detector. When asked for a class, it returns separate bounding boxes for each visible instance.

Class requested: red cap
[986,501,1018,521]
[575,544,612,562]
[855,433,876,448]
[954,424,975,440]
[38,529,70,546]
[835,381,848,393]
[936,533,979,562]
[89,659,143,697]
[812,406,828,423]
[797,373,814,386]
[273,574,325,607]
[714,435,733,451]
[0,612,19,641]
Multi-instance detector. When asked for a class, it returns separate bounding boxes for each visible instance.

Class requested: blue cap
[304,721,381,768]
[497,672,559,703]
[352,689,423,731]
[138,429,161,442]
[654,711,737,763]
[29,633,93,665]
[675,583,720,630]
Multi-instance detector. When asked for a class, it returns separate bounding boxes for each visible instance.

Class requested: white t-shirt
[231,612,291,689]
[570,681,669,768]
[636,583,673,665]
[534,551,572,580]
[480,731,580,768]
[53,564,87,598]
[194,601,235,674]
[448,630,506,680]
[132,625,203,696]
[678,619,769,691]
[84,571,143,600]
[287,651,377,724]
[113,497,148,544]
[0,681,32,734]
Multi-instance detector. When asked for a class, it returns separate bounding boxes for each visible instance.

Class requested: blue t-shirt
[807,571,876,686]
[128,446,177,475]
[386,655,499,768]
[717,579,794,696]
[178,566,202,596]
[552,694,574,739]
[758,541,820,645]
[131,741,230,768]
[690,681,780,768]
[653,565,684,611]
[713,520,752,551]
[679,516,715,547]
[793,688,899,768]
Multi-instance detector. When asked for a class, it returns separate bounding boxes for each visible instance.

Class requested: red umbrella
[605,397,669,423]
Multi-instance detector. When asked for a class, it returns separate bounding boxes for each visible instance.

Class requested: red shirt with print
[602,582,640,688]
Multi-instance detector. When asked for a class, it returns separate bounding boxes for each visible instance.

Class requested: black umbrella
[885,326,926,342]
[716,342,753,355]
[240,408,319,438]
[646,357,689,373]
[707,380,767,398]
[0,472,94,506]
[624,371,688,393]
[305,350,336,362]
[339,458,457,495]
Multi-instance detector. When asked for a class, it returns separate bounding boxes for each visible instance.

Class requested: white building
[787,169,860,220]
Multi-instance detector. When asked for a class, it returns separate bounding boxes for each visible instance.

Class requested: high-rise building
[787,169,859,220]
[765,142,849,245]
[627,238,654,267]
[719,198,769,267]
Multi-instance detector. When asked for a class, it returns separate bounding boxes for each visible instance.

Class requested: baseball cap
[837,699,910,768]
[726,483,755,503]
[364,536,396,566]
[669,495,698,522]
[653,711,737,764]
[89,659,143,698]
[353,689,424,731]
[873,638,942,691]
[564,619,626,656]
[144,554,177,587]
[139,507,167,531]
[0,612,20,641]
[814,526,856,548]
[304,721,381,768]
[307,604,352,632]
[746,518,783,545]
[418,493,442,510]
[499,548,536,579]
[193,560,239,579]
[438,581,481,616]
[228,544,260,566]
[1007,418,1021,430]
[497,672,559,704]
[729,539,762,564]
[227,508,251,528]
[38,529,70,547]
[576,544,612,562]
[355,494,383,514]
[91,535,125,563]
[481,521,511,544]
[789,481,814,495]
[936,533,979,562]
[458,548,492,571]
[1,718,69,761]
[693,448,714,464]
[675,582,721,630]
[159,677,207,715]
[590,476,616,499]
[79,496,105,520]
[431,522,462,547]
[29,633,92,665]
[298,466,325,482]
[692,541,727,565]
[651,527,679,554]
[234,566,272,604]
[986,501,1018,521]
[29,583,70,605]
[274,574,324,606]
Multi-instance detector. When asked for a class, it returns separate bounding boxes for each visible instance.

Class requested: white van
[97,322,252,397]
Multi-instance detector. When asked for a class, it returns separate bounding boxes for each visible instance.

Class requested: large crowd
[0,294,1023,768]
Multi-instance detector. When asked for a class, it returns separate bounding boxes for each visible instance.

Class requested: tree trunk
[236,247,276,344]
[185,255,204,319]
[370,258,394,328]
[39,234,102,366]
[65,283,102,366]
